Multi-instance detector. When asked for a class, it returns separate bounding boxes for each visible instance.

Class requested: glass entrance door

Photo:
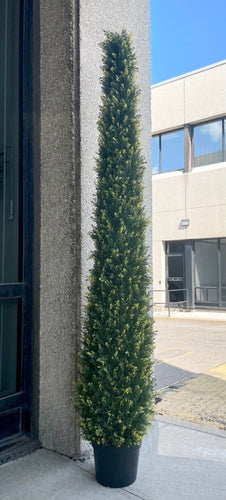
[166,242,185,304]
[0,0,31,444]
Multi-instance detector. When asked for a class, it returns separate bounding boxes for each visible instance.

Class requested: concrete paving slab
[0,449,134,500]
[125,417,226,500]
[156,367,226,430]
[0,416,225,500]
[154,316,226,431]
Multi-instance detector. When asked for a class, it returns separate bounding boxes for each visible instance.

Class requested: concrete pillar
[39,0,80,457]
[39,0,151,458]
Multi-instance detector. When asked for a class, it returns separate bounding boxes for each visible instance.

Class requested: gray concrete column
[39,0,80,457]
[39,0,152,459]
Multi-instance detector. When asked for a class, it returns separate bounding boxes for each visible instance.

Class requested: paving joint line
[123,488,146,500]
[74,462,95,477]
[75,462,146,499]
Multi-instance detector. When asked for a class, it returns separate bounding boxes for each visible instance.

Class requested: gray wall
[39,0,80,456]
[80,0,152,304]
[39,0,151,457]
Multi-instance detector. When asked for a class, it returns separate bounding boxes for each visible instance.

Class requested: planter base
[93,443,140,488]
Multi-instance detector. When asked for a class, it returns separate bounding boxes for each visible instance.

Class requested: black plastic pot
[93,443,140,488]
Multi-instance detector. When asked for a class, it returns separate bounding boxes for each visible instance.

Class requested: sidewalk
[154,309,226,322]
[1,415,226,500]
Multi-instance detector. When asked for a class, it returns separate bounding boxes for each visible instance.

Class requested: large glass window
[194,120,223,168]
[161,129,184,173]
[220,239,226,306]
[152,129,184,174]
[152,118,226,175]
[195,240,218,304]
[152,136,160,174]
[224,119,226,159]
[0,0,21,284]
[166,239,226,309]
[1,0,21,401]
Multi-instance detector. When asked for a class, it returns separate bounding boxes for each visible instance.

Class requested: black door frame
[0,0,35,448]
[165,242,185,304]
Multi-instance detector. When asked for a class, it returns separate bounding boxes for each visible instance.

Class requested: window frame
[152,117,226,176]
[0,0,35,446]
[152,128,185,175]
[192,117,226,169]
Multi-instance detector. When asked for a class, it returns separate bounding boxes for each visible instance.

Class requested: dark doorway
[166,242,185,304]
[0,0,33,447]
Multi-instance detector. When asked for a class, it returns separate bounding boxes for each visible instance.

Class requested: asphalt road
[154,318,226,429]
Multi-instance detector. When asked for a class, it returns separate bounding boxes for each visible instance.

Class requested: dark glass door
[0,0,31,444]
[166,242,185,303]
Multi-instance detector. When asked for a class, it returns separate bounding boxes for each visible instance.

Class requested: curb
[154,314,226,323]
[155,414,226,438]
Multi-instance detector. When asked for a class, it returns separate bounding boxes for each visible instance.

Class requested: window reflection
[195,240,218,303]
[194,121,222,167]
[224,119,226,159]
[152,136,159,174]
[220,239,226,305]
[161,130,184,173]
[152,130,184,174]
[0,0,20,283]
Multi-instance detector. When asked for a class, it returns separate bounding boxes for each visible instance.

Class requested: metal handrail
[153,288,189,317]
[195,285,226,305]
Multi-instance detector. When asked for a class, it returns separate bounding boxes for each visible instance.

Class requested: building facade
[152,61,226,310]
[0,0,152,463]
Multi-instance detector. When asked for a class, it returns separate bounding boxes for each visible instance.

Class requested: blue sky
[150,0,226,84]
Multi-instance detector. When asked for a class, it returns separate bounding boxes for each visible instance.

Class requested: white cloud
[200,121,222,143]
[152,164,159,174]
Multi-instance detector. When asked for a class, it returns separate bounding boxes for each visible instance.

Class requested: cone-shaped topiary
[77,30,155,448]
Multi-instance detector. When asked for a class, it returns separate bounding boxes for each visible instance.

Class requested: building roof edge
[151,60,226,89]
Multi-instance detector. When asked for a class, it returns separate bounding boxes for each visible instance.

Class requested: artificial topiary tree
[78,30,155,448]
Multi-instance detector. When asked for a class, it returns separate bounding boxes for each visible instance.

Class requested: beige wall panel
[153,164,226,243]
[186,205,226,240]
[153,172,185,212]
[187,163,226,208]
[185,64,226,123]
[152,62,226,134]
[152,240,166,303]
[152,79,184,133]
[153,211,187,242]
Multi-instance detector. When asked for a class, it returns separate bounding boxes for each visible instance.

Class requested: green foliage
[77,30,155,447]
